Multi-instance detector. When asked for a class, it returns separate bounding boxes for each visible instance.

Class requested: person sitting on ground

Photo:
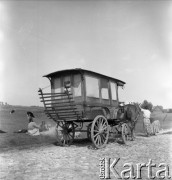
[27,111,40,136]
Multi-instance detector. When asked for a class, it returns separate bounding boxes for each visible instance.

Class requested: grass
[0,105,172,148]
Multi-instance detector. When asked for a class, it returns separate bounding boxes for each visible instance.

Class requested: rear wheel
[57,122,75,145]
[91,115,109,149]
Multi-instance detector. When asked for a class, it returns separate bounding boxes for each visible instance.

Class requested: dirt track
[0,133,172,180]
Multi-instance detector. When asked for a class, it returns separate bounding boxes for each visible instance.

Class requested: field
[0,106,172,180]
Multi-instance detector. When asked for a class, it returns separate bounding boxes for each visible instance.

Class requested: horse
[117,103,142,140]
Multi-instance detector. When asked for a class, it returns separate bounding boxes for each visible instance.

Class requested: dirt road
[0,133,172,180]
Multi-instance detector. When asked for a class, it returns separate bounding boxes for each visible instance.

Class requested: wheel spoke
[95,135,99,143]
[121,124,129,144]
[91,115,109,148]
[102,134,106,141]
[101,120,107,127]
[101,126,108,131]
[94,123,99,130]
[93,129,99,133]
[98,118,103,129]
[100,134,105,144]
[99,135,102,145]
[102,122,107,128]
[97,135,101,145]
[59,123,75,145]
[94,132,100,138]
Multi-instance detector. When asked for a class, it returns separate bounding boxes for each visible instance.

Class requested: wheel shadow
[52,138,93,148]
[52,137,129,148]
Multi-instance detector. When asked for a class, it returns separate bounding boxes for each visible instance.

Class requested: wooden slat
[40,96,73,100]
[45,110,81,114]
[59,115,80,117]
[46,112,81,116]
[39,96,67,99]
[41,97,73,102]
[39,92,72,96]
[44,100,75,105]
[40,94,73,99]
[45,106,76,110]
[50,114,79,117]
[45,112,81,116]
[50,107,78,111]
[44,108,77,112]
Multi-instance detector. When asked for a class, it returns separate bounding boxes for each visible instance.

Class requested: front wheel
[121,123,129,144]
[91,115,109,149]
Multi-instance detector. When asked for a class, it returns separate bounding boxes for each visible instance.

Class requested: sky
[0,0,172,108]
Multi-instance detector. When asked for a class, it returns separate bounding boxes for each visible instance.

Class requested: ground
[0,132,172,180]
[0,107,172,180]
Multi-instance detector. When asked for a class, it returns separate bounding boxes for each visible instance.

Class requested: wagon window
[73,74,81,96]
[54,78,61,93]
[110,82,117,100]
[85,76,99,98]
[100,79,109,99]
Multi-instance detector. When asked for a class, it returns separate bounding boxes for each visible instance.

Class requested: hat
[27,111,35,118]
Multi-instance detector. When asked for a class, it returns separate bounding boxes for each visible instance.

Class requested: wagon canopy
[43,68,126,87]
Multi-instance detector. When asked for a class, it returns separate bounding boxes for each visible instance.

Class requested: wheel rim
[91,115,109,149]
[58,122,75,145]
[121,123,129,144]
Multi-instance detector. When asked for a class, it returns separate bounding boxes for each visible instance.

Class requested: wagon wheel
[87,123,92,141]
[91,115,109,149]
[121,123,129,144]
[58,122,75,146]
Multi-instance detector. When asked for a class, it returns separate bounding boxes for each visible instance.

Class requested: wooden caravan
[39,68,126,148]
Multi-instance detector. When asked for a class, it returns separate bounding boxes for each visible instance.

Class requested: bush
[141,100,153,111]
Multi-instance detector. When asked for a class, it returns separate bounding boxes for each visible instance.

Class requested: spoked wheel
[57,122,75,145]
[87,123,92,141]
[121,123,129,144]
[91,115,109,149]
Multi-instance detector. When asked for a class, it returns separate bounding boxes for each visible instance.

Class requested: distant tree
[157,105,163,110]
[141,100,153,111]
[169,109,172,113]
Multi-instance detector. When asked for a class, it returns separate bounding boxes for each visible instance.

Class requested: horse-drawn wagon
[39,68,140,148]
